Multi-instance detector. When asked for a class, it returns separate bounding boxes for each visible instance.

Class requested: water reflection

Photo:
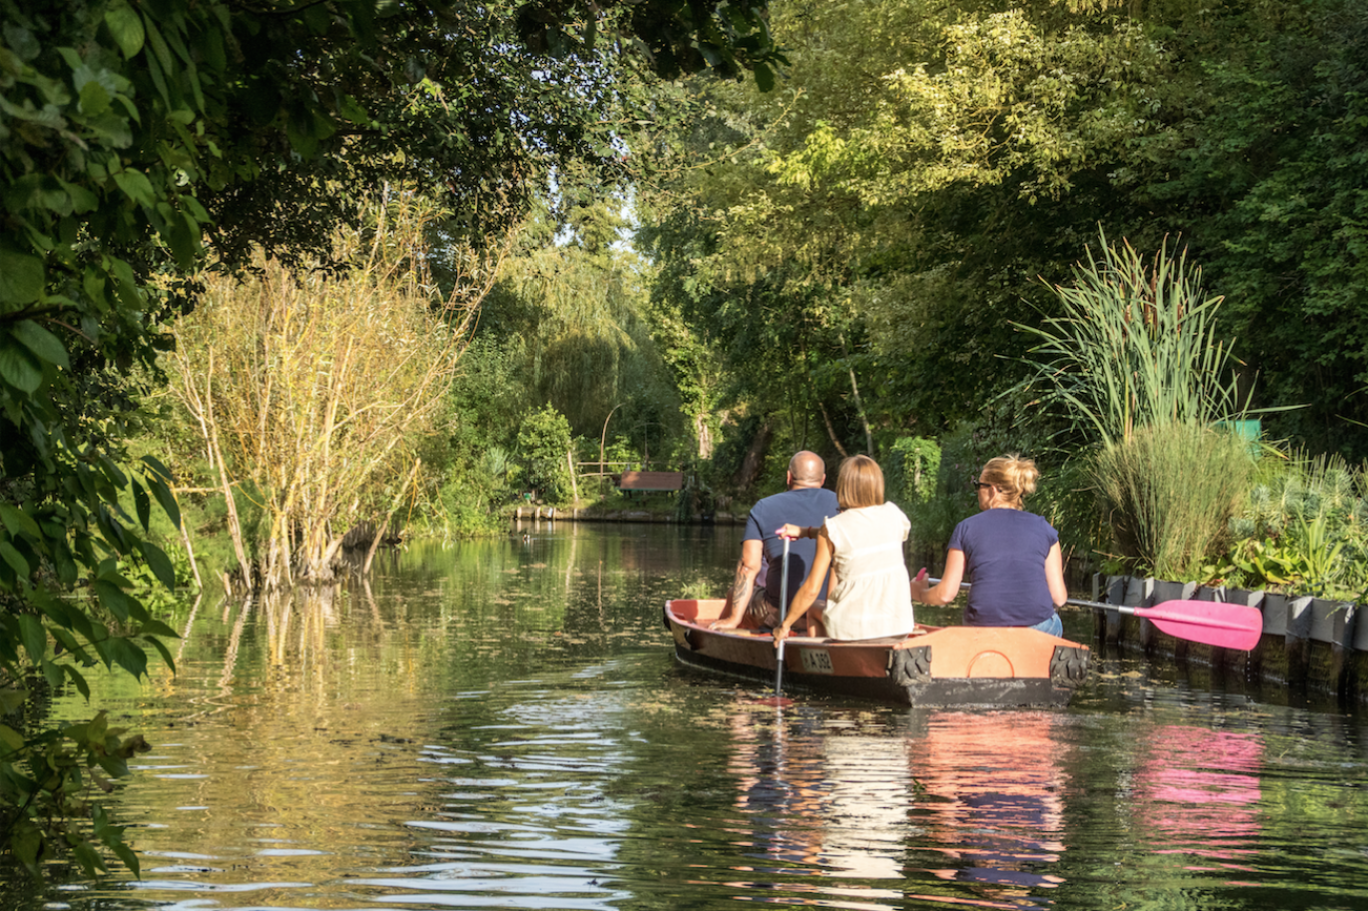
[720,706,1069,910]
[1136,725,1263,878]
[9,525,1368,911]
[913,712,1067,909]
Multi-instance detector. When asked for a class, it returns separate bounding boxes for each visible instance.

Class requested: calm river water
[10,522,1368,910]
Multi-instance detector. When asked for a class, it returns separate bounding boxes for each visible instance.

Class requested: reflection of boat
[665,599,1090,706]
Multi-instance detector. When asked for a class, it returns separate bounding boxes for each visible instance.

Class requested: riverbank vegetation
[6,0,1368,877]
[624,0,1368,604]
[167,193,508,590]
[0,0,780,877]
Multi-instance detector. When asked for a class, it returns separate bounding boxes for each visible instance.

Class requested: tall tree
[0,0,779,874]
[643,0,1368,461]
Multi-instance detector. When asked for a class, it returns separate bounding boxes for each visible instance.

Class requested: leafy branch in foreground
[0,433,178,877]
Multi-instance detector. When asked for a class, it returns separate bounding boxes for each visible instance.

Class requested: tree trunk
[733,419,773,491]
[363,458,421,575]
[817,400,850,459]
[839,332,874,456]
[210,426,251,592]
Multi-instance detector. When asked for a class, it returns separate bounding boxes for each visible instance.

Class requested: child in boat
[910,455,1067,635]
[773,454,915,643]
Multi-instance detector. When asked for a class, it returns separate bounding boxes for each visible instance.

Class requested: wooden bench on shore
[614,471,684,496]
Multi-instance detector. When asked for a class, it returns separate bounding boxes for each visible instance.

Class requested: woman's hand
[915,551,964,606]
[775,523,804,540]
[909,567,929,603]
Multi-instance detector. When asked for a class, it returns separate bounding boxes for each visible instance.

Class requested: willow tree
[477,200,684,449]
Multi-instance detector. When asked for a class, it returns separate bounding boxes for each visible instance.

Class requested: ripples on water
[12,523,1368,911]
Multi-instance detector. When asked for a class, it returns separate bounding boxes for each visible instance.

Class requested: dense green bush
[1207,452,1368,600]
[1091,423,1254,581]
[515,405,576,505]
[885,437,940,508]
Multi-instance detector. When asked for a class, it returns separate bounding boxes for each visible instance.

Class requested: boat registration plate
[800,648,834,674]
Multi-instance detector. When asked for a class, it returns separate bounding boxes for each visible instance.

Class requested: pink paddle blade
[1136,600,1264,651]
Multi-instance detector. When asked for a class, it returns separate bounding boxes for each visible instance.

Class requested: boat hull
[665,599,1090,707]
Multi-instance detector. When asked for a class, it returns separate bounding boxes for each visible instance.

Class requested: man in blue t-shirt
[710,451,840,631]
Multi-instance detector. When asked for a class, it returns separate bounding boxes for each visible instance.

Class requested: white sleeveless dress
[821,502,915,640]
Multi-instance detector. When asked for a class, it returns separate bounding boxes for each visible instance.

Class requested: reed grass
[1018,232,1259,578]
[169,191,518,587]
[1020,232,1248,445]
[1091,422,1253,579]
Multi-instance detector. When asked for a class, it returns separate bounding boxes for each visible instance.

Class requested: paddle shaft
[930,574,1242,623]
[926,578,1260,649]
[775,538,789,695]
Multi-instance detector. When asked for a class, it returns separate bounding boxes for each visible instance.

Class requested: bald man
[710,451,840,631]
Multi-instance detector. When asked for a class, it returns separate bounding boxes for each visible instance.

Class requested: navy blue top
[948,508,1059,626]
[745,487,841,609]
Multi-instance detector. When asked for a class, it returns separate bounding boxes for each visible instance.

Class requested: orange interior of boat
[667,599,1083,679]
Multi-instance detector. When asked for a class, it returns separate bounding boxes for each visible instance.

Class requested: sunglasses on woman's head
[970,479,992,490]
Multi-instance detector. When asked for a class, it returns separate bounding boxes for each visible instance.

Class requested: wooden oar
[1069,596,1263,651]
[923,577,1264,650]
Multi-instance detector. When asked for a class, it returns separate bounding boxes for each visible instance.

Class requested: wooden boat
[664,598,1091,706]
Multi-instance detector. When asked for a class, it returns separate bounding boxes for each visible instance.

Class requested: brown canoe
[665,598,1090,706]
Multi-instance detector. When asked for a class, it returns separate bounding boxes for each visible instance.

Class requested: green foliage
[516,405,576,505]
[640,0,1368,463]
[884,437,940,508]
[1213,452,1368,599]
[513,0,785,84]
[1,0,782,876]
[0,711,150,878]
[1091,423,1255,581]
[483,202,684,448]
[0,429,181,874]
[419,354,524,539]
[637,0,1180,444]
[1129,0,1368,458]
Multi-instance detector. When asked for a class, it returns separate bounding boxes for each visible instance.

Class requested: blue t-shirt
[745,487,841,608]
[947,508,1059,626]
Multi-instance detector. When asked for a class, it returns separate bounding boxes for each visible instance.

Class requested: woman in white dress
[774,454,915,643]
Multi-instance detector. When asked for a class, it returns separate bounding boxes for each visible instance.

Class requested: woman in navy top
[909,455,1068,635]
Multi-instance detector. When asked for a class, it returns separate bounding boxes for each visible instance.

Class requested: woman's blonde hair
[836,454,885,509]
[981,455,1040,509]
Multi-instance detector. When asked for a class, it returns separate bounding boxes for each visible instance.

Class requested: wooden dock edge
[1087,573,1363,703]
